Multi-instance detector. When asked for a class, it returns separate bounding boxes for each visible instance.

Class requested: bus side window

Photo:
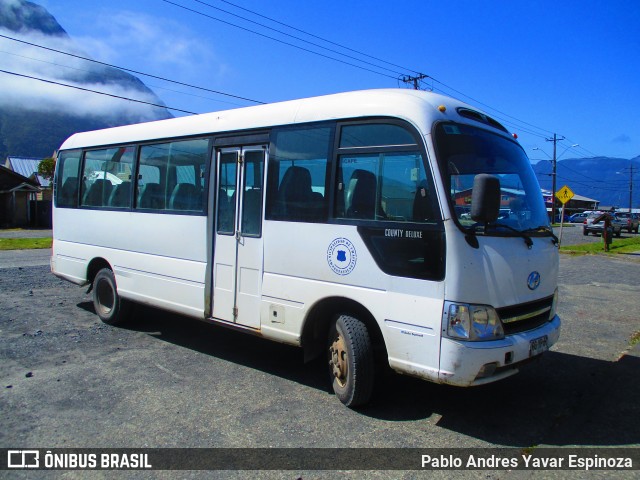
[241,151,264,236]
[81,147,135,208]
[169,182,200,210]
[334,121,437,224]
[345,168,381,220]
[55,150,81,208]
[138,139,208,213]
[217,152,237,234]
[266,126,332,222]
[337,152,434,223]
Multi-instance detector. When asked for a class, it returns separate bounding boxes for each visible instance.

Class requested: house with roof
[4,156,52,192]
[452,186,600,220]
[1,156,51,227]
[542,188,600,218]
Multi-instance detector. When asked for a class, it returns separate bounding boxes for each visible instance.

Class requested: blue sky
[10,0,640,159]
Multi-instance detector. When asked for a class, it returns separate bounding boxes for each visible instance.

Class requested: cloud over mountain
[0,0,173,157]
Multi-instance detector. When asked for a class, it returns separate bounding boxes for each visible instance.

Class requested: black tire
[583,229,588,236]
[615,229,621,238]
[93,268,130,326]
[327,314,374,407]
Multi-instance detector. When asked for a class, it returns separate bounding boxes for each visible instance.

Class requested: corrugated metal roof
[572,193,599,203]
[0,165,40,191]
[5,157,51,187]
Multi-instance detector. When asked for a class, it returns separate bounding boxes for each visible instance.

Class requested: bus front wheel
[93,268,130,326]
[327,314,374,407]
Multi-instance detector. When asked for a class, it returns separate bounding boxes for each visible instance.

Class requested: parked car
[614,212,640,233]
[569,212,588,223]
[583,213,622,237]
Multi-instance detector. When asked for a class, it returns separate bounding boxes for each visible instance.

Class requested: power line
[1,12,601,158]
[0,48,249,108]
[561,135,601,158]
[401,73,429,90]
[428,78,555,139]
[0,33,265,105]
[165,1,570,144]
[554,176,628,192]
[189,0,408,77]
[0,69,198,114]
[212,0,423,76]
[559,162,611,184]
[161,0,399,81]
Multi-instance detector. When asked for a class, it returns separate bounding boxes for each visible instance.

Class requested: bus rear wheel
[327,314,374,407]
[93,268,130,326]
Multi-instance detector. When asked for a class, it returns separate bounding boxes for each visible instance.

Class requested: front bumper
[438,314,561,386]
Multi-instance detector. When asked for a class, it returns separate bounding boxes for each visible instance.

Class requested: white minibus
[52,89,561,407]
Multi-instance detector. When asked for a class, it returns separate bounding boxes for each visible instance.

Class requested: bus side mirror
[471,174,500,223]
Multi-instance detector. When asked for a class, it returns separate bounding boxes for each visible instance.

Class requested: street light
[532,147,551,160]
[558,144,580,159]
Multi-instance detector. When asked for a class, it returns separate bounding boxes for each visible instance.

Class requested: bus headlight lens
[445,303,504,341]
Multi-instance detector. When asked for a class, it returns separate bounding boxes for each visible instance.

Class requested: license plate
[529,335,548,357]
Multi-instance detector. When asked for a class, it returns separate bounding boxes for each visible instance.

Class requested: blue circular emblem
[327,238,357,276]
[527,271,541,290]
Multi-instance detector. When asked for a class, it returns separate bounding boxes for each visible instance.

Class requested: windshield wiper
[488,222,533,248]
[521,225,559,245]
[465,223,557,249]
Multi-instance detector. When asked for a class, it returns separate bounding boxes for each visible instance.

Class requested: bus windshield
[435,122,549,234]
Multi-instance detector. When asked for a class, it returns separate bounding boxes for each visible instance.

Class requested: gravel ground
[0,235,638,479]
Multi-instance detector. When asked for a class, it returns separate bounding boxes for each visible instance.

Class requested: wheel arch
[87,257,113,287]
[300,296,387,365]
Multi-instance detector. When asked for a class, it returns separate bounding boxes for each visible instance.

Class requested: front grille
[497,295,554,335]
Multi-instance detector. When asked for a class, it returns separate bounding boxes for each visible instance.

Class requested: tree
[38,157,56,182]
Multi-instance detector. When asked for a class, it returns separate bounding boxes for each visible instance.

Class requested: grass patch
[0,238,52,250]
[560,235,640,255]
[630,331,640,347]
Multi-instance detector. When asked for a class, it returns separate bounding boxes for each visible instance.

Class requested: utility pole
[401,73,428,90]
[630,162,634,214]
[546,133,565,222]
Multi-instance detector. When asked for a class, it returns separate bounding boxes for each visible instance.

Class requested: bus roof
[58,89,503,150]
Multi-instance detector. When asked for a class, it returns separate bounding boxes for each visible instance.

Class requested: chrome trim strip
[501,306,551,323]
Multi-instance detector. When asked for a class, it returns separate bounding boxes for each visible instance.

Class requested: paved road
[1,253,639,456]
[0,249,51,268]
[555,222,638,246]
[1,241,638,478]
[0,230,52,268]
[0,229,52,239]
[0,225,632,247]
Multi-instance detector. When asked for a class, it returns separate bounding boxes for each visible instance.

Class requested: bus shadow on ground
[84,302,639,448]
[98,303,331,392]
[368,350,640,447]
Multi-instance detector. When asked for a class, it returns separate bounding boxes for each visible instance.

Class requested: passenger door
[212,146,266,329]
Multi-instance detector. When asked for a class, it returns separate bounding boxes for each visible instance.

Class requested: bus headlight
[445,303,504,341]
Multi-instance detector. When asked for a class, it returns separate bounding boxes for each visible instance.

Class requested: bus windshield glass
[435,122,549,234]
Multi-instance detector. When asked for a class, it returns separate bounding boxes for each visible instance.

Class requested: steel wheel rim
[329,332,348,387]
[96,278,114,316]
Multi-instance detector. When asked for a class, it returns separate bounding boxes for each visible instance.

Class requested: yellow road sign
[555,185,574,204]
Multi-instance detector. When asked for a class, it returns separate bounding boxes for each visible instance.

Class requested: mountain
[533,155,640,209]
[0,0,172,159]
